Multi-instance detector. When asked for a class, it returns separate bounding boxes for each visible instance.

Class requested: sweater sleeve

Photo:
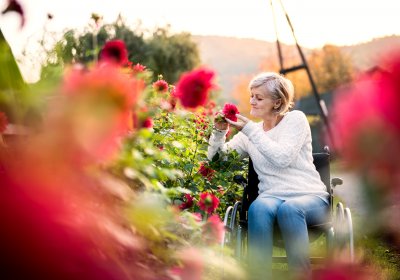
[207,129,249,161]
[241,111,309,168]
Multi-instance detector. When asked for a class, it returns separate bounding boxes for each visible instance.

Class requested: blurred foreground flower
[203,215,224,244]
[59,64,144,163]
[331,50,400,194]
[175,68,215,109]
[330,49,400,247]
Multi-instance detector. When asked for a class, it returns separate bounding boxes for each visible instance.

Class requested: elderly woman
[208,72,329,279]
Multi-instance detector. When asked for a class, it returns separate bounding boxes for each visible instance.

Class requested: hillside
[193,35,400,99]
[192,35,306,100]
[341,35,400,70]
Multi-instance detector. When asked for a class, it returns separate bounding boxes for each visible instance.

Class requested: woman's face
[249,87,280,118]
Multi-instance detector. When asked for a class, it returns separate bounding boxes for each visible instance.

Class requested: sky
[1,0,399,82]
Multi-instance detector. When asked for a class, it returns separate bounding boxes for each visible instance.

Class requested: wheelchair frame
[222,148,354,264]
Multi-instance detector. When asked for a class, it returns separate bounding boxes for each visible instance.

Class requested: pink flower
[61,64,144,162]
[192,212,202,222]
[222,103,239,121]
[0,112,8,133]
[0,148,141,279]
[198,162,215,180]
[330,49,400,191]
[175,68,215,109]
[198,192,219,214]
[179,194,194,210]
[203,215,225,244]
[171,247,204,280]
[132,63,146,74]
[152,80,168,93]
[99,40,129,66]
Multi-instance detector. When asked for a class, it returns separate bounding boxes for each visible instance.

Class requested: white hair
[249,72,294,115]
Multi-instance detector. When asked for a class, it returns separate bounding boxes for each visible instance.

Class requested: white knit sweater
[208,110,329,202]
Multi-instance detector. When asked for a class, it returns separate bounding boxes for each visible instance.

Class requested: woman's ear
[274,99,282,109]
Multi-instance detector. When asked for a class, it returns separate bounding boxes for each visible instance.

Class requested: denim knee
[277,202,305,225]
[248,199,278,223]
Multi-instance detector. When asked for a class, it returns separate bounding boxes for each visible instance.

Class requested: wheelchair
[222,147,354,266]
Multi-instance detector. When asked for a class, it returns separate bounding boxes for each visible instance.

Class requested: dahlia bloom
[0,140,141,279]
[132,63,146,74]
[99,40,129,66]
[175,68,215,109]
[198,162,215,180]
[222,103,239,121]
[331,49,400,192]
[179,194,194,210]
[60,64,143,162]
[198,192,219,214]
[152,79,169,93]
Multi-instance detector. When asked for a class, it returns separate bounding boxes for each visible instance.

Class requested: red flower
[0,146,141,279]
[142,117,153,128]
[0,112,8,133]
[99,40,129,66]
[198,192,219,214]
[330,49,400,192]
[222,103,239,121]
[2,0,25,27]
[61,64,144,162]
[198,162,215,180]
[175,68,215,109]
[179,194,194,210]
[152,80,168,93]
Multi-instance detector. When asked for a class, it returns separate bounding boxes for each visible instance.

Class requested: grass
[357,233,400,280]
[335,191,400,280]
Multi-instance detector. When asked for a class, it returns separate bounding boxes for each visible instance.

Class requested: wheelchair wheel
[334,202,355,262]
[344,207,355,262]
[222,206,234,248]
[222,202,246,261]
[222,202,241,248]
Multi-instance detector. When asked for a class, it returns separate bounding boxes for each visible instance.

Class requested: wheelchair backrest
[241,152,331,214]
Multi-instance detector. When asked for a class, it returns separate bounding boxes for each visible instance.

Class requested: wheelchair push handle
[233,175,247,187]
[331,177,343,187]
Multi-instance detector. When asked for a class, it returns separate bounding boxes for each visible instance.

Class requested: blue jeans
[247,195,329,279]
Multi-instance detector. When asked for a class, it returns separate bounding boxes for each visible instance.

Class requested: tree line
[40,17,201,84]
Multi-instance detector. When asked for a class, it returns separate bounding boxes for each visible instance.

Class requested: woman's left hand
[225,114,250,131]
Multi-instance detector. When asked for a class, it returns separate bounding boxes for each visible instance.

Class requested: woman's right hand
[214,112,229,130]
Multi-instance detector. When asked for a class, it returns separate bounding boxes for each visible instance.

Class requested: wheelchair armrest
[331,177,343,187]
[233,175,247,186]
